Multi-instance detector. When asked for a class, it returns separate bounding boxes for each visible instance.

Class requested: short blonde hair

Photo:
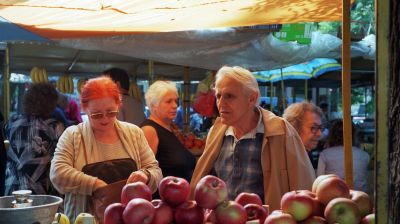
[215,66,260,103]
[283,101,324,133]
[145,80,178,112]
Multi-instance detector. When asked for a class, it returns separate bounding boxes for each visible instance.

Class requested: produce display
[30,66,48,83]
[77,78,87,94]
[128,81,142,103]
[103,175,268,224]
[57,74,74,94]
[174,130,205,151]
[264,174,375,224]
[170,123,206,156]
[102,174,375,224]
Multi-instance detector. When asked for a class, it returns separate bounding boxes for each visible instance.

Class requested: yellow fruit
[74,213,96,224]
[129,81,142,103]
[30,67,39,83]
[77,79,87,94]
[54,213,70,224]
[68,76,74,93]
[41,68,48,83]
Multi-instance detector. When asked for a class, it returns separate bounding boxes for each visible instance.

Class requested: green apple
[324,198,361,224]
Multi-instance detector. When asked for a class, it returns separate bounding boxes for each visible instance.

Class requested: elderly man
[190,66,315,211]
[283,102,325,151]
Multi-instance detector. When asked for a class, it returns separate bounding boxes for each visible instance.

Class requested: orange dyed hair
[80,76,121,110]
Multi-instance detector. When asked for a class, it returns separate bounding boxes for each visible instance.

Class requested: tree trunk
[389,0,400,222]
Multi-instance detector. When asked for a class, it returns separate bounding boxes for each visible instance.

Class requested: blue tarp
[0,17,48,42]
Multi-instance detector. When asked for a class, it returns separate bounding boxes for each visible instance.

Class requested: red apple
[360,213,375,224]
[234,192,263,206]
[324,198,361,224]
[280,190,314,221]
[300,216,327,224]
[264,210,296,224]
[244,203,268,223]
[150,199,174,224]
[350,190,373,217]
[215,200,247,224]
[204,209,217,223]
[312,174,339,193]
[123,198,155,224]
[104,203,125,224]
[316,176,350,205]
[297,190,325,217]
[174,200,204,224]
[262,205,270,216]
[121,182,152,205]
[159,176,190,207]
[194,175,228,209]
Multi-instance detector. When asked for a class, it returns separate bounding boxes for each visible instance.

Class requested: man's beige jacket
[190,109,316,211]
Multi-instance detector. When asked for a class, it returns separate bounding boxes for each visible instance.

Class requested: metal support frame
[375,0,390,222]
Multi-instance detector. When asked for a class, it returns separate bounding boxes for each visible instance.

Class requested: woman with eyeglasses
[283,101,325,151]
[140,81,196,190]
[50,76,162,222]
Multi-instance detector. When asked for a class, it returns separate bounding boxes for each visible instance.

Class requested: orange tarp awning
[0,0,353,38]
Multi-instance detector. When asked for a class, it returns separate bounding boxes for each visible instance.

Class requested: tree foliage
[317,0,375,36]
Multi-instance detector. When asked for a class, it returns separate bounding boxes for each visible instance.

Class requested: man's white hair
[215,66,260,103]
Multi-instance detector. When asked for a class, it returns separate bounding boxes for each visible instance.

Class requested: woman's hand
[93,179,107,191]
[127,170,149,184]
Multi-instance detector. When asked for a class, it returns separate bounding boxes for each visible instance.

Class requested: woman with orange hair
[50,76,162,222]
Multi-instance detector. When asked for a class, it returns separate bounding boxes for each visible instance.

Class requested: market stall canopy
[1,0,354,38]
[1,30,375,80]
[253,58,342,83]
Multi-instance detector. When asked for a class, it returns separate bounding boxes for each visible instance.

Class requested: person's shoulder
[116,120,142,132]
[353,146,370,158]
[260,108,290,136]
[62,122,82,134]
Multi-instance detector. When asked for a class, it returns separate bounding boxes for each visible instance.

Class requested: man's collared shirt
[213,107,265,201]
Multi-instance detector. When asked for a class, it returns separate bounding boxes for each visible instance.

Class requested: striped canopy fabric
[0,0,354,39]
[253,58,342,83]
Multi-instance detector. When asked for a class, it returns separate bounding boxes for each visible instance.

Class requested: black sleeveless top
[140,119,196,182]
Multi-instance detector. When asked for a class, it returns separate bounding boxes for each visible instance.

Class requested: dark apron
[82,158,137,224]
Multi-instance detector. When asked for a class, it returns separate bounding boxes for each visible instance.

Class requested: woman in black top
[141,81,196,184]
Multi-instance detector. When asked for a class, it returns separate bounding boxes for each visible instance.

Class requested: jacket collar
[214,107,285,138]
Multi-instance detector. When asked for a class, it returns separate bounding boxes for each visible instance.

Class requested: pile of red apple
[265,174,375,224]
[103,175,268,224]
[104,174,375,224]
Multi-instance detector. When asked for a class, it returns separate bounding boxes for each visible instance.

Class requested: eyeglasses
[89,111,119,119]
[310,125,324,134]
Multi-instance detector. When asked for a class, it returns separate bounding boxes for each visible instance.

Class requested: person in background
[65,98,83,124]
[50,76,162,222]
[190,66,315,211]
[283,101,325,152]
[103,67,145,126]
[141,81,196,185]
[283,101,325,169]
[53,93,74,128]
[317,119,370,192]
[4,83,63,196]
